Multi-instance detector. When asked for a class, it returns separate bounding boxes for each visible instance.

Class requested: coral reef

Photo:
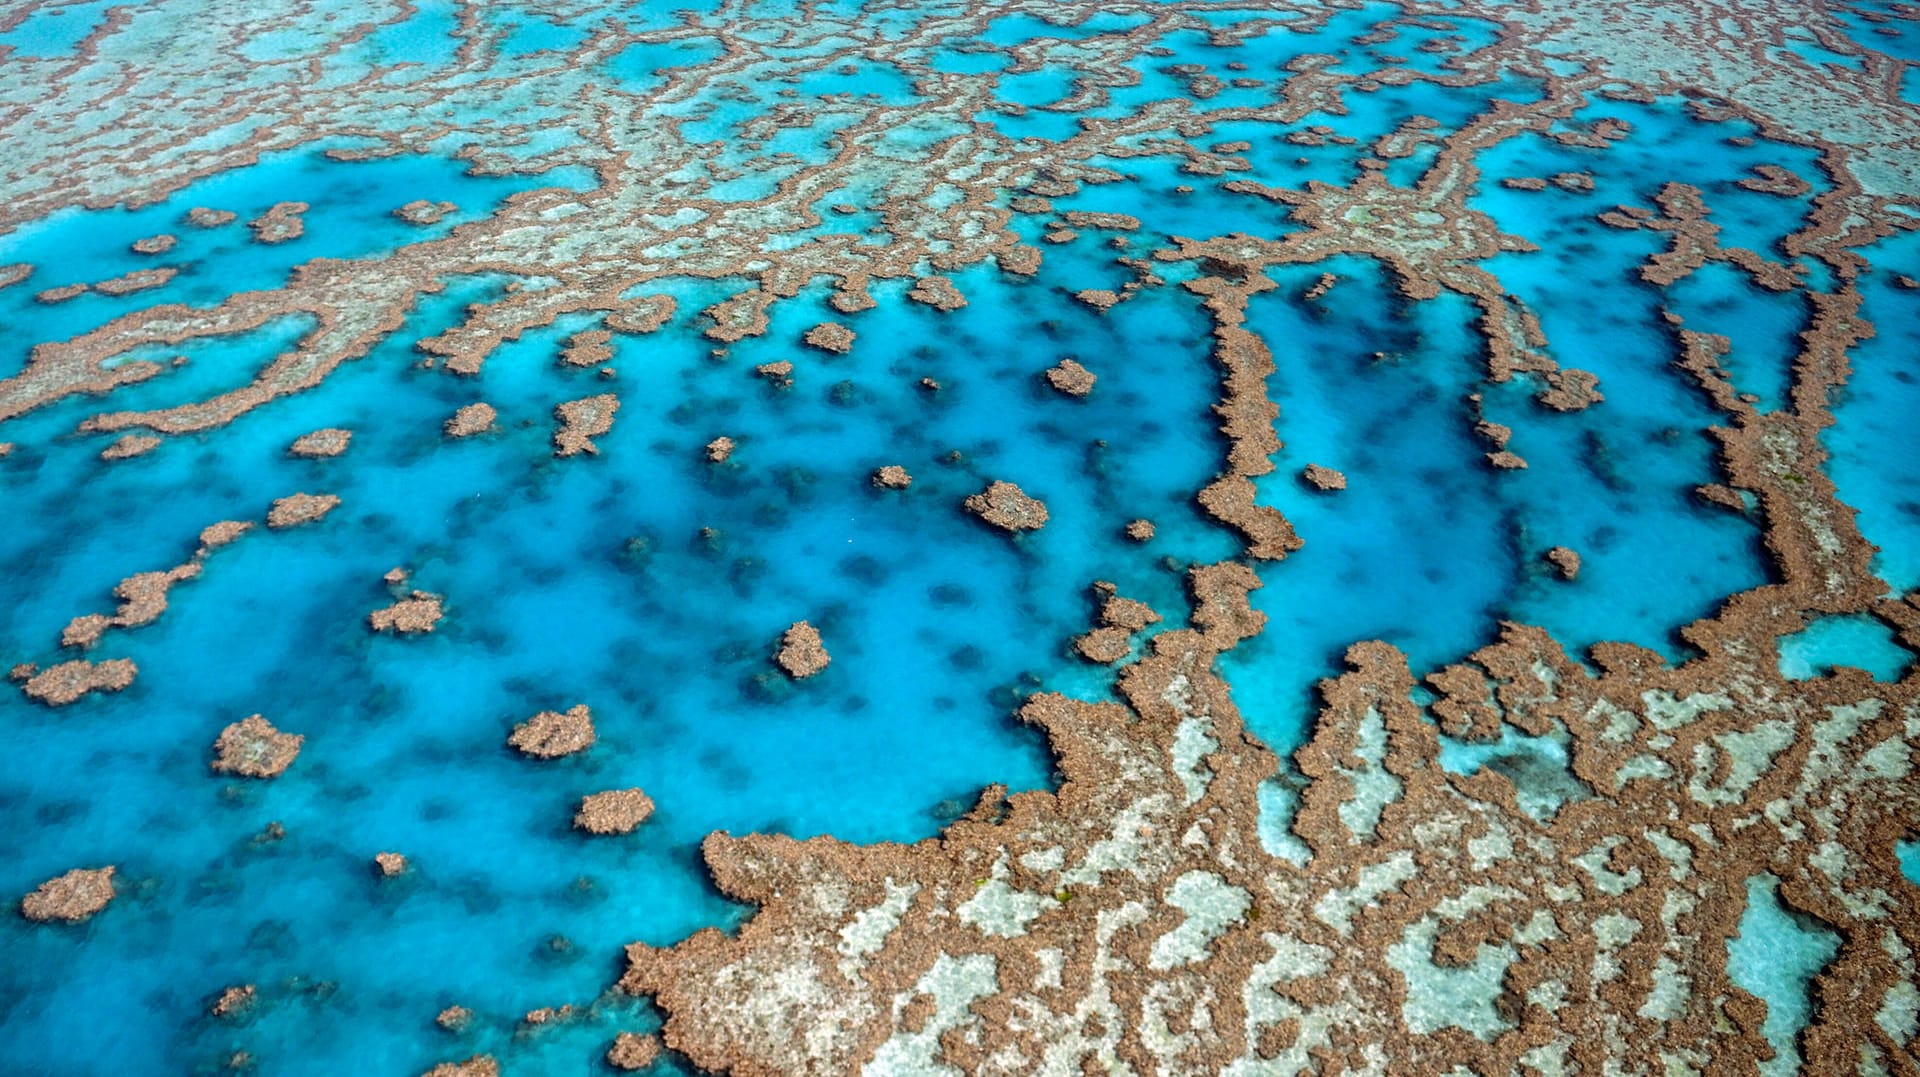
[369,592,445,634]
[19,866,116,924]
[395,200,458,225]
[211,985,256,1018]
[419,1056,498,1077]
[1545,545,1582,580]
[210,715,303,779]
[266,493,340,529]
[289,428,352,458]
[870,465,912,490]
[553,394,619,457]
[963,481,1049,532]
[803,323,854,354]
[247,201,307,244]
[1300,462,1347,491]
[605,1032,661,1071]
[508,705,596,759]
[775,621,831,679]
[575,789,656,835]
[1044,358,1096,397]
[22,659,137,706]
[443,403,497,438]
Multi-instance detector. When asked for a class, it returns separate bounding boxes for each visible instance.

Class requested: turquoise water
[2,0,1915,1072]
[1777,614,1915,682]
[1825,229,1920,593]
[1726,874,1842,1077]
[0,149,1235,1071]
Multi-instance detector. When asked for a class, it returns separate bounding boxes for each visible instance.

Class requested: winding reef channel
[2,0,1919,1073]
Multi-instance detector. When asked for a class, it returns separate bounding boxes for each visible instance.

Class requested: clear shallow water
[0,146,1241,1072]
[0,0,1912,1072]
[1777,614,1915,682]
[1726,874,1842,1077]
[1825,229,1920,593]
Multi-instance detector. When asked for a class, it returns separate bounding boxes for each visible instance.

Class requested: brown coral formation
[247,201,307,244]
[1073,582,1162,664]
[420,1056,497,1077]
[1124,518,1156,542]
[435,1006,472,1033]
[19,866,115,924]
[775,621,830,679]
[6,4,1920,1073]
[553,393,619,456]
[267,492,340,528]
[574,789,656,835]
[605,1032,661,1071]
[963,480,1049,532]
[395,200,457,225]
[870,465,911,490]
[374,852,408,877]
[705,436,735,463]
[906,275,967,311]
[803,322,854,354]
[289,428,352,458]
[443,402,496,438]
[100,433,161,460]
[185,207,235,228]
[22,659,137,706]
[210,985,256,1018]
[94,267,177,296]
[754,360,793,388]
[1300,462,1347,491]
[508,705,595,759]
[369,591,444,634]
[210,715,303,779]
[1044,358,1096,396]
[560,328,613,367]
[131,235,177,255]
[1545,545,1582,580]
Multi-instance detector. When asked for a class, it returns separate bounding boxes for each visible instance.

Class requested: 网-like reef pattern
[2,0,1918,1074]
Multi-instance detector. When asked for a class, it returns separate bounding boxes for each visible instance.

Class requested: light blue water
[1824,229,1920,592]
[2,1,1914,1073]
[0,145,1236,1071]
[1777,614,1915,682]
[0,148,595,382]
[0,0,119,57]
[1726,874,1841,1077]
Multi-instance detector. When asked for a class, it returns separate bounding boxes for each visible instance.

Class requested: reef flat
[1,0,1918,1073]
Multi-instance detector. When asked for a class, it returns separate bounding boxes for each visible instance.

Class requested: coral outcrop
[775,621,830,679]
[575,789,656,835]
[508,705,596,759]
[210,715,303,779]
[963,481,1049,532]
[19,866,116,923]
